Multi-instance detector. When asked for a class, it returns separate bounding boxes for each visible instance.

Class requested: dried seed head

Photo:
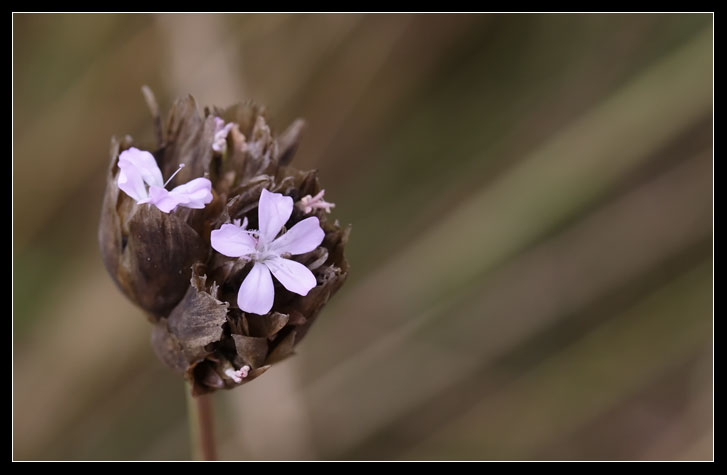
[99,91,349,393]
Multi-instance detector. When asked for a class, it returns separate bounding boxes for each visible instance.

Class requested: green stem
[185,383,217,461]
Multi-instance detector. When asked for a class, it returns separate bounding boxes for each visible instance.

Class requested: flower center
[252,240,278,263]
[237,230,279,264]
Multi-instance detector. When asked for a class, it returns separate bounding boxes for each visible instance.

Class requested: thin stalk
[186,383,217,461]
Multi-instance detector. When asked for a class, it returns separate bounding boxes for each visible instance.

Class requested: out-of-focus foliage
[13,13,712,460]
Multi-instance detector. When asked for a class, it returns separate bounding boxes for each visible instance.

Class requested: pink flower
[117,147,213,213]
[297,189,336,214]
[224,365,250,383]
[212,117,235,153]
[211,189,325,315]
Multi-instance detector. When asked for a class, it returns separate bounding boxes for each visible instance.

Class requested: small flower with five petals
[211,189,325,315]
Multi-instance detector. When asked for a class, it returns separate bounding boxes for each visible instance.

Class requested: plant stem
[186,383,217,461]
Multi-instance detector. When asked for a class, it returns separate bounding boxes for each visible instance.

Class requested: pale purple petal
[211,223,257,257]
[118,147,164,188]
[270,217,325,256]
[169,177,213,209]
[238,262,275,315]
[117,160,148,202]
[148,186,181,213]
[265,256,317,296]
[258,189,293,244]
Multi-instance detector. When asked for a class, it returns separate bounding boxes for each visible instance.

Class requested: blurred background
[13,13,713,460]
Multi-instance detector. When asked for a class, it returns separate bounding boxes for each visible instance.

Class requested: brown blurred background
[13,13,713,460]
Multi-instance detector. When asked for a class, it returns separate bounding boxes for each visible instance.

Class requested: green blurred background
[13,13,713,460]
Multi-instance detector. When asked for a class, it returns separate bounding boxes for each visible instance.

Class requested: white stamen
[163,163,185,188]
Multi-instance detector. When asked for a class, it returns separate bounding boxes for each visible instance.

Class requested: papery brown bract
[99,93,349,394]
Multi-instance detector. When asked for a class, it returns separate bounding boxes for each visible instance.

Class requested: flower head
[100,90,349,395]
[211,189,324,315]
